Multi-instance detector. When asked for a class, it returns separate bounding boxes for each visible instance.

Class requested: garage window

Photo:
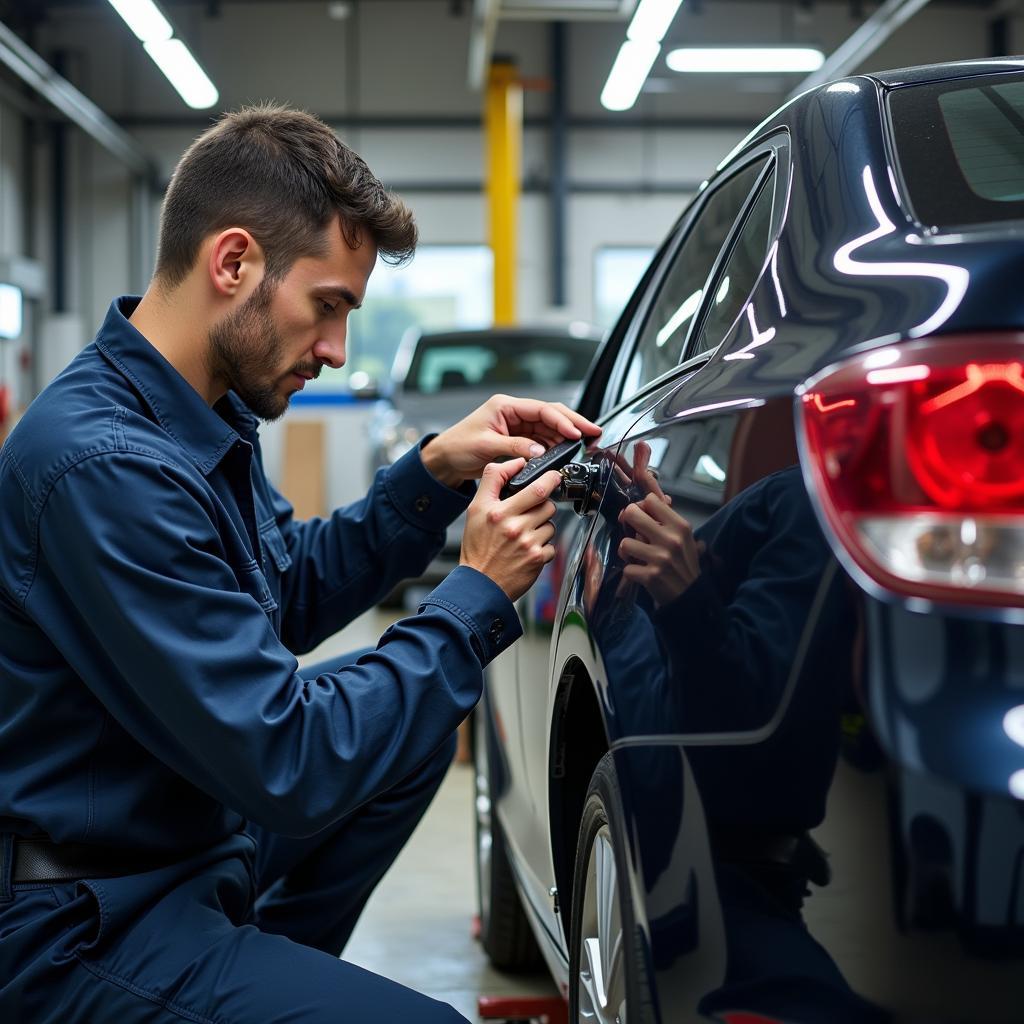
[593,246,656,329]
[310,245,493,394]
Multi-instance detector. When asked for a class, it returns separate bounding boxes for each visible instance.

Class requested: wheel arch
[548,656,610,940]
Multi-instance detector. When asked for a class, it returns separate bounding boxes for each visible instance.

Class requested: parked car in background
[474,58,1024,1023]
[368,325,601,602]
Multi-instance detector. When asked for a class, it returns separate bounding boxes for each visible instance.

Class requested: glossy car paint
[484,59,1024,1021]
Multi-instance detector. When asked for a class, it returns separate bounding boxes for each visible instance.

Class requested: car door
[510,136,790,949]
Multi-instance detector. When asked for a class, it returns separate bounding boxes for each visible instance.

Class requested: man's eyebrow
[318,287,362,310]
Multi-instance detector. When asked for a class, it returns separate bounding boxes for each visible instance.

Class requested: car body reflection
[478,57,1024,1023]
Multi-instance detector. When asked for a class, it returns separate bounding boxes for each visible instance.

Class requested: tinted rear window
[888,73,1024,227]
[404,336,597,394]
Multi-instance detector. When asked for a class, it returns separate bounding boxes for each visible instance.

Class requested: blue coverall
[0,297,520,1022]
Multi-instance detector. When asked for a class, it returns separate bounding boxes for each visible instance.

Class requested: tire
[473,698,544,971]
[569,752,655,1024]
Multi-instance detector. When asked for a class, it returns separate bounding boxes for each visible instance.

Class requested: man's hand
[461,459,563,602]
[618,494,703,607]
[421,394,601,487]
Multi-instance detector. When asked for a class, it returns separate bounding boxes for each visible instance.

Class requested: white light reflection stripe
[723,303,775,361]
[865,364,930,385]
[769,240,787,317]
[832,166,969,338]
[671,398,761,420]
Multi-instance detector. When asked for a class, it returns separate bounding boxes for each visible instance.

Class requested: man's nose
[313,327,347,369]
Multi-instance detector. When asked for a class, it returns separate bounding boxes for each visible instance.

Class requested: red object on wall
[0,384,9,426]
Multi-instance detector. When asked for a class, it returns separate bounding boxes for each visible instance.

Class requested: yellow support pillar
[485,59,522,327]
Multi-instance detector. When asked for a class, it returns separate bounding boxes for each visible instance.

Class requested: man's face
[208,220,377,421]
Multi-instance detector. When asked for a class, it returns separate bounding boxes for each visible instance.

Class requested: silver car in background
[368,325,601,604]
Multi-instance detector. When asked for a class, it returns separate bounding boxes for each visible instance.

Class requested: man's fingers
[619,501,668,540]
[509,435,548,459]
[503,469,563,514]
[478,458,526,500]
[537,403,585,441]
[496,396,601,441]
[619,536,658,563]
[521,501,557,530]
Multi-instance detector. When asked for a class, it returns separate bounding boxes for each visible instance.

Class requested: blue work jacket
[0,296,520,853]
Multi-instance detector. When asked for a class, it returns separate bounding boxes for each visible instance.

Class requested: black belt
[9,838,173,884]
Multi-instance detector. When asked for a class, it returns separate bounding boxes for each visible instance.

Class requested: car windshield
[403,335,597,394]
[888,73,1024,227]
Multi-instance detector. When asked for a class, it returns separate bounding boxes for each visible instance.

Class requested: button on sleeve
[419,567,522,665]
[384,437,473,532]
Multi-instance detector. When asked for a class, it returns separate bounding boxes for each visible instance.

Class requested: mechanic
[0,104,600,1023]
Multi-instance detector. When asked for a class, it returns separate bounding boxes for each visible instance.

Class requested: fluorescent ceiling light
[666,47,826,73]
[106,0,173,42]
[144,39,219,109]
[627,0,685,44]
[601,39,660,112]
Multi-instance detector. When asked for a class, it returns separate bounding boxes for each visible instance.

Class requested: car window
[688,172,776,359]
[889,73,1024,227]
[615,156,770,405]
[403,336,597,393]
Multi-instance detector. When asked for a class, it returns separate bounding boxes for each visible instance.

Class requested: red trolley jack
[476,995,568,1024]
[471,916,568,1023]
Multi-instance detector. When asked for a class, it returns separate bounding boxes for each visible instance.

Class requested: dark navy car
[474,58,1024,1023]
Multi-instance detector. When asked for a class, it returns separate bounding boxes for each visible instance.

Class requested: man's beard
[207,278,295,422]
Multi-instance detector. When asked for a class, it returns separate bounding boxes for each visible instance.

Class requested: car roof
[865,56,1024,88]
[414,327,602,345]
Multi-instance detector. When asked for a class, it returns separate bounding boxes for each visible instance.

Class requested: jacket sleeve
[35,450,520,837]
[270,440,474,654]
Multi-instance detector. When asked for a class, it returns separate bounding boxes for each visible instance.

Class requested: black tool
[501,439,582,499]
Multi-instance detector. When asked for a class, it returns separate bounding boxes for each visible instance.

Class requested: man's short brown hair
[154,103,416,289]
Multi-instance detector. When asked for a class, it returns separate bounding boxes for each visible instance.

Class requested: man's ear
[208,228,264,298]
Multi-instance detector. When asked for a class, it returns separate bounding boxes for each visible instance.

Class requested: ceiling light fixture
[106,0,218,109]
[601,0,685,112]
[666,47,826,74]
[143,39,219,110]
[601,39,661,112]
[105,0,172,42]
[627,0,685,44]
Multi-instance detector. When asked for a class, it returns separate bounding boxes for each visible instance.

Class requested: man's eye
[319,300,336,316]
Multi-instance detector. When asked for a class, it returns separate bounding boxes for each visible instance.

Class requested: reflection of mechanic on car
[587,446,888,1022]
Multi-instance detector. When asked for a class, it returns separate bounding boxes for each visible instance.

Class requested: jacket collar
[94,296,258,475]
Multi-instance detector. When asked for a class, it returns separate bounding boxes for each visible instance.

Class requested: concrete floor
[299,608,558,1022]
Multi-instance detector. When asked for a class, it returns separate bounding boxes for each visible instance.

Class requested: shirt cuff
[420,565,523,665]
[383,435,474,533]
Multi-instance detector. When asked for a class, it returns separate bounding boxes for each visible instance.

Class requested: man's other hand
[461,459,563,602]
[421,395,601,487]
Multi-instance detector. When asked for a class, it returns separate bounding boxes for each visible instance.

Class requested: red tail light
[797,334,1024,610]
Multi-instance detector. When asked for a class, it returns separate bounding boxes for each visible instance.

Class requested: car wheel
[473,699,543,971]
[569,752,654,1024]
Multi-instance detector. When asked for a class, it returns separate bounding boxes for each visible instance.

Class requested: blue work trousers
[0,655,467,1024]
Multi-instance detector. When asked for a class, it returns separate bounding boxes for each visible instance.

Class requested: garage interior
[0,1,1020,1022]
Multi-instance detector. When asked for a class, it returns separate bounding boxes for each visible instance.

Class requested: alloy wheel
[577,825,626,1023]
